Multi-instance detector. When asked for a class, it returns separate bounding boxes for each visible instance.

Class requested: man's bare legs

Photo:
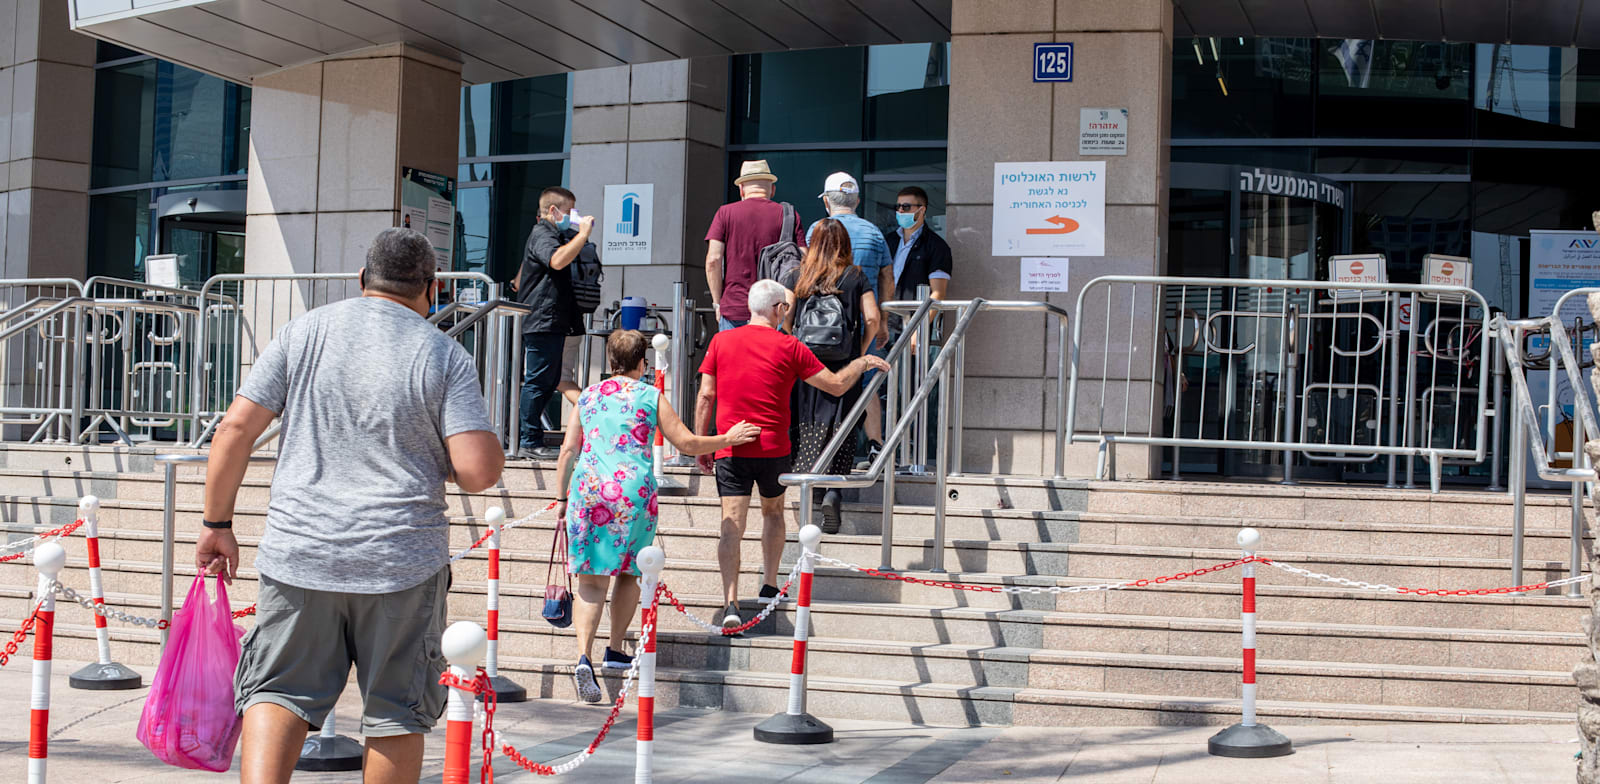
[558,380,581,406]
[362,734,426,784]
[759,494,786,588]
[239,703,308,784]
[718,495,751,605]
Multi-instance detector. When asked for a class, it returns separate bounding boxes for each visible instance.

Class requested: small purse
[542,519,573,628]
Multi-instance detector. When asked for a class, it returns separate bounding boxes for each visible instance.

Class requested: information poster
[603,184,654,265]
[400,167,455,271]
[992,162,1105,257]
[1527,230,1600,477]
[1020,258,1069,292]
[1078,108,1128,156]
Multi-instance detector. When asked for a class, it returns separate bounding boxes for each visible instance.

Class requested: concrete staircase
[0,444,1586,727]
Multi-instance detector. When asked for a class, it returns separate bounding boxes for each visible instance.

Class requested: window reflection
[460,75,570,157]
[1172,38,1313,138]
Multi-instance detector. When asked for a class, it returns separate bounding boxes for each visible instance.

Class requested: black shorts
[715,455,792,499]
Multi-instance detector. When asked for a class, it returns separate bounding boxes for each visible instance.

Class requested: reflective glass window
[727,151,868,228]
[863,149,946,232]
[1474,45,1600,142]
[1315,147,1468,175]
[1316,41,1471,137]
[453,160,568,282]
[91,60,250,188]
[1348,181,1471,281]
[87,191,153,280]
[1172,37,1314,138]
[866,43,949,140]
[731,49,867,145]
[1172,146,1314,171]
[460,74,570,157]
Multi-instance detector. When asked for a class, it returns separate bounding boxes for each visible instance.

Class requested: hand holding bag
[136,574,246,771]
[542,518,573,628]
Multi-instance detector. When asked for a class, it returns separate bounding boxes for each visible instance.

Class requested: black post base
[68,661,142,691]
[753,712,834,745]
[488,674,528,703]
[1208,723,1293,758]
[296,733,365,772]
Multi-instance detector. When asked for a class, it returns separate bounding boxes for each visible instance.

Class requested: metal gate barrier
[1068,275,1493,491]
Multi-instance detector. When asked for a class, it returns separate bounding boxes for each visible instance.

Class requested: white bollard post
[482,507,527,702]
[635,546,664,784]
[442,621,488,784]
[69,496,142,691]
[1208,528,1292,758]
[30,541,65,784]
[753,525,833,744]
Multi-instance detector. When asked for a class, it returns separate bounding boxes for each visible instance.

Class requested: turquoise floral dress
[567,376,659,577]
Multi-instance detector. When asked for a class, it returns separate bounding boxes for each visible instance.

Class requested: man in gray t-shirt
[196,228,504,784]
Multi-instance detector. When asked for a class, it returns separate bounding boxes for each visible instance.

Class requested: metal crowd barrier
[0,280,90,444]
[1068,276,1492,491]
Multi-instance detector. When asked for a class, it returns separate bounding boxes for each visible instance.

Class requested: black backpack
[757,202,804,284]
[570,241,603,315]
[794,289,852,363]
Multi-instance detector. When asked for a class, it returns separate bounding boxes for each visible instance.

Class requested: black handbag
[542,520,573,628]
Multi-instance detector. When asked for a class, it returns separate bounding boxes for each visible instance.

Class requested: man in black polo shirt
[515,186,592,460]
[861,186,953,466]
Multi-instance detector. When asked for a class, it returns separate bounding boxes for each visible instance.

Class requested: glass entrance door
[1167,164,1350,479]
[159,219,244,286]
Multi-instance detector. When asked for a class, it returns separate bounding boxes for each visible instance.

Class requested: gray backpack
[757,202,803,284]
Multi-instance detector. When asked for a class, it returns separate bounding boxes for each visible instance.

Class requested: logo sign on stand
[1423,254,1472,288]
[1033,43,1074,82]
[1329,254,1387,300]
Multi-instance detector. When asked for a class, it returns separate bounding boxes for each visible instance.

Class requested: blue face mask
[895,211,918,230]
[553,212,571,231]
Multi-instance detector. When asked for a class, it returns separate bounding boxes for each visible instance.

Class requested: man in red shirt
[704,160,806,330]
[695,279,889,629]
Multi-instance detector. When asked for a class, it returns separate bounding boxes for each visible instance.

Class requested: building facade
[5,0,1599,477]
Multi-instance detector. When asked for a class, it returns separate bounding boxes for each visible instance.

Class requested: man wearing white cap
[810,173,892,343]
[705,160,806,331]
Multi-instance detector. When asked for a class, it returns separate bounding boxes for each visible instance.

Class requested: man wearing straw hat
[705,159,806,331]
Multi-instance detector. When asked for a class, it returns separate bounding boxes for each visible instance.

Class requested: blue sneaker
[602,647,633,670]
[574,655,601,703]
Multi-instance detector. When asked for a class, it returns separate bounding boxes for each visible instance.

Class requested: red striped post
[635,545,664,784]
[30,541,65,784]
[440,622,487,784]
[753,523,832,744]
[69,496,140,691]
[483,507,526,702]
[1208,528,1291,758]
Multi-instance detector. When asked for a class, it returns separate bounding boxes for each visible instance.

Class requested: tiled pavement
[0,659,1577,782]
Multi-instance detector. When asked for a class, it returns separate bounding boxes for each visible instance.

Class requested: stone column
[244,43,461,280]
[569,57,728,307]
[241,43,460,359]
[945,0,1171,477]
[1,0,95,280]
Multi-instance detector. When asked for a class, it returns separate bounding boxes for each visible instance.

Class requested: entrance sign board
[400,167,455,271]
[1424,254,1472,288]
[1078,108,1128,156]
[992,162,1105,257]
[144,254,180,289]
[1329,254,1386,285]
[603,184,654,265]
[1033,43,1073,82]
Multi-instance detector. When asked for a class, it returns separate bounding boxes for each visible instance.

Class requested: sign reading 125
[1033,42,1073,82]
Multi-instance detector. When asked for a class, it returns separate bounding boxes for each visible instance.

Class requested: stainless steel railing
[778,293,1070,573]
[1069,275,1493,491]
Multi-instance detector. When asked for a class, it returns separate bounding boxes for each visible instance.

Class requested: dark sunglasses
[894,203,924,212]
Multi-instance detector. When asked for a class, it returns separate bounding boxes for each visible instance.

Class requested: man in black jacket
[515,186,592,460]
[861,186,953,464]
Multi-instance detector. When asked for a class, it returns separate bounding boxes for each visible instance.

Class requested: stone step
[11,617,1573,727]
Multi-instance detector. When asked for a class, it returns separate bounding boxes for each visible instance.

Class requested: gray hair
[365,227,437,299]
[747,279,788,318]
[823,190,859,211]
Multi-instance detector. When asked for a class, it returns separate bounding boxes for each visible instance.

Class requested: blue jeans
[719,316,747,331]
[519,332,565,449]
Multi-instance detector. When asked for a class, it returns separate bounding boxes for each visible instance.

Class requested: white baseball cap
[818,172,859,197]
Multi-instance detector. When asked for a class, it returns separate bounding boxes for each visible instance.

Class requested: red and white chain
[658,558,803,634]
[1260,558,1592,596]
[450,502,560,564]
[498,618,652,775]
[0,519,84,563]
[0,599,44,668]
[49,578,165,628]
[809,553,1266,595]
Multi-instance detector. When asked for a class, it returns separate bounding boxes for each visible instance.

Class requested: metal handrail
[779,296,1072,572]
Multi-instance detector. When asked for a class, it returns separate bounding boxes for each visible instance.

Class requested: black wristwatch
[202,519,233,530]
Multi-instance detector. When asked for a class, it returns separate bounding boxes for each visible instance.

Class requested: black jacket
[883,225,953,300]
[516,221,579,335]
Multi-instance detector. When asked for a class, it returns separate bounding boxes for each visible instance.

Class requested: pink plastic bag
[136,573,246,771]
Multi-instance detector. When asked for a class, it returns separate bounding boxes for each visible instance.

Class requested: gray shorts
[234,567,450,736]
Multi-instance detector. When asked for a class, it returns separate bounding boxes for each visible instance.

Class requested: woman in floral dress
[552,330,758,702]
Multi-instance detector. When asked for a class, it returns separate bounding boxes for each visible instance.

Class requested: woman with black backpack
[780,218,882,534]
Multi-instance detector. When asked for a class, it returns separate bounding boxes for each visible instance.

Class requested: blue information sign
[1033,42,1074,82]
